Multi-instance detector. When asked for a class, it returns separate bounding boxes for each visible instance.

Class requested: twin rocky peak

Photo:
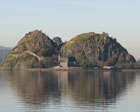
[1,30,136,69]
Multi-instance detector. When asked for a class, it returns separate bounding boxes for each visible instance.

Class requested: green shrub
[77,53,86,67]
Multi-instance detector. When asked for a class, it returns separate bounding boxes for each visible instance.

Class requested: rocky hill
[1,31,136,69]
[1,30,58,69]
[61,32,136,67]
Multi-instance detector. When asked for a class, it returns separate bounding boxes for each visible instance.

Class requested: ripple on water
[0,70,139,112]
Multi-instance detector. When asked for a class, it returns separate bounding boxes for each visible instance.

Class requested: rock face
[1,30,58,69]
[1,31,136,69]
[61,32,136,67]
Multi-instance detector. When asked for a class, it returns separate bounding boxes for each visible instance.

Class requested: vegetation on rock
[61,32,136,68]
[1,31,137,69]
[1,30,58,69]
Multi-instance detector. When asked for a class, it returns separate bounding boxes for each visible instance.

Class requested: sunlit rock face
[1,30,58,69]
[61,32,136,67]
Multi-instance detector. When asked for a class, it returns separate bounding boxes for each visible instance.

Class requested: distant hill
[0,46,11,64]
[0,46,11,50]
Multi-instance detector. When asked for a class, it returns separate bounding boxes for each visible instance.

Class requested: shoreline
[1,67,140,72]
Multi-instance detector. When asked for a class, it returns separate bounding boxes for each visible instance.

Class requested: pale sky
[0,0,140,59]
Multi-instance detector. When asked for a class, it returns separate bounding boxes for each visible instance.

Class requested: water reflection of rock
[1,71,62,106]
[1,70,136,108]
[67,71,136,105]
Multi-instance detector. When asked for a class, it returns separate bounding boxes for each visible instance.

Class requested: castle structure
[53,54,69,69]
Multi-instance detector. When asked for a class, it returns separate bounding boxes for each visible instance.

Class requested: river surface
[0,70,140,112]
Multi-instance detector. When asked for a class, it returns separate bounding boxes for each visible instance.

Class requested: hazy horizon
[0,0,140,59]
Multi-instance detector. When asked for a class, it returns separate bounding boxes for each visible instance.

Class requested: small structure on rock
[53,54,69,69]
[103,66,115,70]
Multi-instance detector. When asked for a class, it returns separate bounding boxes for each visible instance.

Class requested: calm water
[0,70,140,112]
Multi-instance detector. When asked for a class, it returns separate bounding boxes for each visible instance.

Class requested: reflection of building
[57,71,68,90]
[103,71,111,80]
